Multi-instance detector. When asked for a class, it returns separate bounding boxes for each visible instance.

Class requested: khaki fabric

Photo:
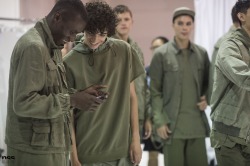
[64,38,144,163]
[174,49,206,138]
[149,39,210,144]
[7,146,69,166]
[112,35,151,122]
[82,157,133,166]
[208,25,237,101]
[210,28,250,140]
[215,145,250,166]
[163,138,208,166]
[5,18,71,155]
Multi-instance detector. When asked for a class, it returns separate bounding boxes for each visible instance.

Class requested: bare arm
[129,81,142,165]
[70,111,81,166]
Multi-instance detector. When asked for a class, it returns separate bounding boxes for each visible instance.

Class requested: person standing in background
[5,0,106,166]
[113,4,152,146]
[145,36,169,86]
[143,36,168,166]
[210,1,250,165]
[63,1,144,165]
[150,7,210,166]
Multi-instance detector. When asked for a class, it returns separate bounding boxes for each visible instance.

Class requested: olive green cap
[172,7,195,22]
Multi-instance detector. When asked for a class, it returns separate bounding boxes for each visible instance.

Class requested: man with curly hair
[63,1,143,165]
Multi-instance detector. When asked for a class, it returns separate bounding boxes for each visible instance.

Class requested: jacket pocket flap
[32,125,50,133]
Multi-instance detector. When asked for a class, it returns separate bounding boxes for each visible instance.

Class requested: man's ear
[54,12,63,23]
[237,12,245,22]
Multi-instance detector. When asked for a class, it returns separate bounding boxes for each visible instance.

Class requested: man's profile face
[115,12,133,36]
[243,8,250,32]
[172,15,194,41]
[52,13,86,46]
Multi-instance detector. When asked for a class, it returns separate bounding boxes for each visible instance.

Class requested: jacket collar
[171,37,195,55]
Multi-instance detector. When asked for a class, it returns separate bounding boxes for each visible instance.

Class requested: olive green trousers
[81,157,133,166]
[163,138,208,166]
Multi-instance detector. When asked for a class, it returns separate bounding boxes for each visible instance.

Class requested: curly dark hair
[85,0,117,36]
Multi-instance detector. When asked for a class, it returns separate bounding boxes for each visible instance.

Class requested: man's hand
[129,137,142,166]
[70,85,108,111]
[143,118,152,140]
[197,95,207,111]
[157,125,172,140]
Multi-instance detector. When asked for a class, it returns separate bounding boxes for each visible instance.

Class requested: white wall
[194,0,237,59]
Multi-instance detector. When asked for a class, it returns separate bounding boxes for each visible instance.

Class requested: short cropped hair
[152,36,169,44]
[231,5,238,23]
[113,5,133,18]
[48,0,88,22]
[235,0,250,26]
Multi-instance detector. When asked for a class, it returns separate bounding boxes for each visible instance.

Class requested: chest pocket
[45,59,61,94]
[163,55,179,72]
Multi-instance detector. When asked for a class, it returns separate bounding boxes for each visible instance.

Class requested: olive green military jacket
[5,18,71,154]
[112,35,151,121]
[150,39,210,143]
[208,26,237,101]
[210,28,250,141]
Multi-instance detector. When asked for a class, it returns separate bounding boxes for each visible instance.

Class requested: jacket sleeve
[145,85,152,120]
[13,44,70,119]
[208,46,218,103]
[217,40,250,91]
[149,52,170,129]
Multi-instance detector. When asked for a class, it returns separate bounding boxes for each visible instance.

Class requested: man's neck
[117,33,129,42]
[242,25,250,38]
[175,37,189,49]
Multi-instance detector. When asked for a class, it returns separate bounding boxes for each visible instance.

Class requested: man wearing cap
[149,7,210,166]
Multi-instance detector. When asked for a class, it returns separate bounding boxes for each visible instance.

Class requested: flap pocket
[31,123,50,146]
[32,125,50,133]
[164,64,178,72]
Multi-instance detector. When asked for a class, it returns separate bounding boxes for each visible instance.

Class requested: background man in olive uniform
[144,36,169,166]
[210,1,250,165]
[5,1,105,166]
[150,7,210,166]
[113,4,152,144]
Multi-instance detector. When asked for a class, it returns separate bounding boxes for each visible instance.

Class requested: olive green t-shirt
[63,38,144,163]
[174,49,206,138]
